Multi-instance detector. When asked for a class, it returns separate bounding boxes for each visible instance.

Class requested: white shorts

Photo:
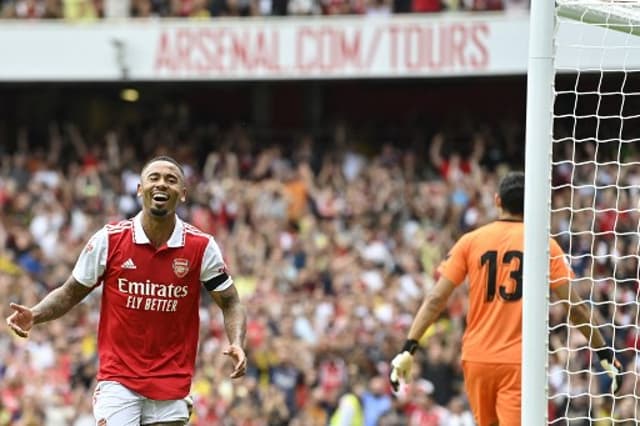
[93,381,191,426]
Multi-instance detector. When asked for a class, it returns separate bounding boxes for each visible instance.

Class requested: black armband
[204,273,230,291]
[402,339,419,355]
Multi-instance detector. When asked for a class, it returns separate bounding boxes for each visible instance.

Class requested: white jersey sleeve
[72,227,108,287]
[201,237,233,292]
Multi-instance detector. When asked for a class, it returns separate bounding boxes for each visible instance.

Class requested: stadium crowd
[0,0,528,19]
[0,109,637,426]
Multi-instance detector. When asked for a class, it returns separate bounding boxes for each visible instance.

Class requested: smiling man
[6,156,247,426]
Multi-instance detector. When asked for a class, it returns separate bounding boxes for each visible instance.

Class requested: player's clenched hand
[223,344,247,379]
[597,348,624,394]
[390,339,418,392]
[6,303,34,338]
[389,351,413,393]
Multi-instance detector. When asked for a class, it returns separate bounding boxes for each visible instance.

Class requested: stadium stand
[0,0,530,19]
[0,83,632,424]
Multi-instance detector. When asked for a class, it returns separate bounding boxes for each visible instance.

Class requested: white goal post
[524,1,640,424]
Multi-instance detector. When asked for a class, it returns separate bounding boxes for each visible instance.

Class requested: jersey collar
[133,212,186,248]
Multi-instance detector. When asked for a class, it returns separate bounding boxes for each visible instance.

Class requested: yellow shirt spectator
[64,0,97,21]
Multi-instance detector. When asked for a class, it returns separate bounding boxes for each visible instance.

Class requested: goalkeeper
[389,171,623,426]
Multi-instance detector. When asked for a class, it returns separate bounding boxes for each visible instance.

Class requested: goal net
[549,0,640,423]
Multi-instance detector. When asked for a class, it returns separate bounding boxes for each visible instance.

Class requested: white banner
[0,13,636,81]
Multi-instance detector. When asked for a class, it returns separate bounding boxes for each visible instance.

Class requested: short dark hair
[141,156,185,178]
[499,171,524,215]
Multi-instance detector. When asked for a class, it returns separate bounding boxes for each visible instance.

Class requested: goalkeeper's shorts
[462,360,521,426]
[93,380,191,426]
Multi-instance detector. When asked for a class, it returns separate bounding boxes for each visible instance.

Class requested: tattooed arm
[32,277,94,324]
[211,285,246,347]
[210,285,247,378]
[7,276,94,338]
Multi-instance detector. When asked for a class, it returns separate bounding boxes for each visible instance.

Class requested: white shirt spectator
[27,340,55,371]
[121,169,140,195]
[33,169,61,189]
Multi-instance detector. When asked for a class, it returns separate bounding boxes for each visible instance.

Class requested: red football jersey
[72,214,232,400]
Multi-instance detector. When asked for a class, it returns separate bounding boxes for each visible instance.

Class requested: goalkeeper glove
[389,339,418,392]
[596,348,623,395]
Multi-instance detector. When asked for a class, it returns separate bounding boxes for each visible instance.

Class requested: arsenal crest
[172,258,190,278]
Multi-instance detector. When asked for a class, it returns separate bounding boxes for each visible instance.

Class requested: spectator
[62,0,98,20]
[361,376,392,426]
